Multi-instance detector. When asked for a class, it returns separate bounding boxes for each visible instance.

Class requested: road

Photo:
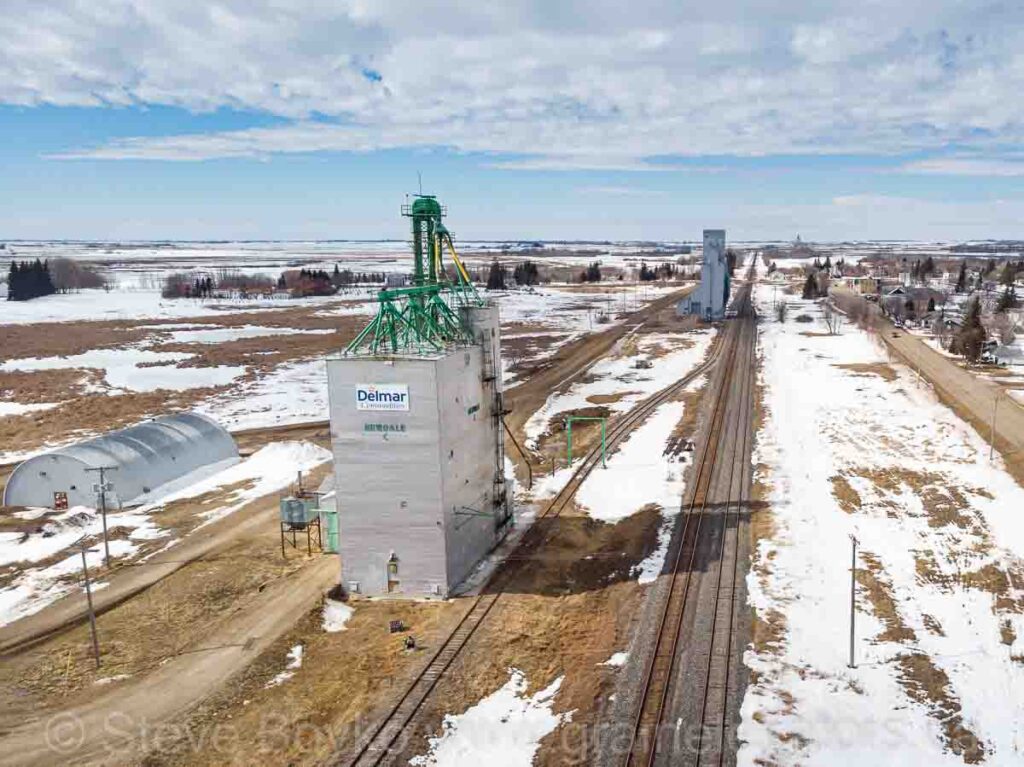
[0,489,286,655]
[0,556,336,766]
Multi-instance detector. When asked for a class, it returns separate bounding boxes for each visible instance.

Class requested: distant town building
[677,229,729,320]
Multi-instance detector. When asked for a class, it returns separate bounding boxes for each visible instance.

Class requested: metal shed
[3,412,238,509]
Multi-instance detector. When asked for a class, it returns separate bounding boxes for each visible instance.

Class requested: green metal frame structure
[566,415,607,469]
[346,195,483,356]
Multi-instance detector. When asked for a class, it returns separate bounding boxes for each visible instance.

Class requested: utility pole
[848,534,859,669]
[77,538,101,668]
[85,466,118,567]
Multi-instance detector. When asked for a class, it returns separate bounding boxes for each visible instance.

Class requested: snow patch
[0,401,61,418]
[410,669,571,765]
[0,348,244,392]
[322,599,353,632]
[265,644,303,688]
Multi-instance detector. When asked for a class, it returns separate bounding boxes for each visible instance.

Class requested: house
[840,275,879,295]
[884,286,945,318]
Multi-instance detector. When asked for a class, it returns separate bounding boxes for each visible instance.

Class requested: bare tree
[932,316,953,350]
[775,301,788,323]
[987,313,1016,347]
[823,301,844,335]
[49,257,107,292]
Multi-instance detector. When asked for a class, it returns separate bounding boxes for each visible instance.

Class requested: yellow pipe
[445,234,472,284]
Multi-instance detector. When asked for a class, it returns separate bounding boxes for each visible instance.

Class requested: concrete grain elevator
[327,195,511,598]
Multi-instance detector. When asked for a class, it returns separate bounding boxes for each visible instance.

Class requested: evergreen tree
[512,260,540,286]
[996,286,1018,313]
[927,296,936,313]
[957,297,986,363]
[7,259,56,301]
[486,260,506,290]
[801,272,818,300]
[823,255,832,271]
[1000,261,1017,286]
[955,261,967,293]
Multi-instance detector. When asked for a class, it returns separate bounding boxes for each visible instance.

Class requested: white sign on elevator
[356,383,410,411]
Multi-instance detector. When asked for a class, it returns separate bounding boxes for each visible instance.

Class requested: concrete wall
[327,355,449,596]
[327,301,509,598]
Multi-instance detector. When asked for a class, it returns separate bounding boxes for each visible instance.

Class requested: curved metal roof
[3,412,238,508]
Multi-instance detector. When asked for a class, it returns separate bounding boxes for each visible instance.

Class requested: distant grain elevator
[678,229,729,320]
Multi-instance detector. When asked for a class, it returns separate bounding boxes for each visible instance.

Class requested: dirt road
[833,289,1024,481]
[0,489,294,655]
[0,556,336,766]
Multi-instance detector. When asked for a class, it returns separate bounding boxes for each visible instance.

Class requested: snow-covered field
[741,282,1024,765]
[0,441,330,627]
[197,358,329,431]
[524,329,714,450]
[1,347,246,393]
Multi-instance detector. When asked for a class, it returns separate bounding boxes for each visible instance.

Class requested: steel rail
[623,293,747,767]
[692,297,757,766]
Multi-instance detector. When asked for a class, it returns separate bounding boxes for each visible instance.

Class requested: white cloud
[3,1,1024,167]
[576,185,670,196]
[900,158,1024,176]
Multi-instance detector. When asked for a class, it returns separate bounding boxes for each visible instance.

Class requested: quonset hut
[327,194,511,599]
[3,412,238,509]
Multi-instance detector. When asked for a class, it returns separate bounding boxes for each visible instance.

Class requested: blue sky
[2,2,1023,241]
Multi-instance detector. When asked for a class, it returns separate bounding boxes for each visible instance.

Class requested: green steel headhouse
[345,195,484,356]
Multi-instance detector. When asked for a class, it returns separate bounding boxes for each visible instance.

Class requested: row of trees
[7,260,56,301]
[7,258,107,301]
[330,265,388,287]
[289,268,335,297]
[485,259,545,290]
[162,265,373,299]
[638,261,678,281]
[579,261,603,283]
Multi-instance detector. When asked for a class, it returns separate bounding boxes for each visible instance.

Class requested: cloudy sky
[2,1,1023,241]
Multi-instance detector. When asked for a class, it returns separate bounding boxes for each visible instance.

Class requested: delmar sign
[356,383,410,412]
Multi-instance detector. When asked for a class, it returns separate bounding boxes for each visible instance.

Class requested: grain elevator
[326,195,511,598]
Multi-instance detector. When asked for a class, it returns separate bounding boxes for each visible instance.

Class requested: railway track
[692,299,756,767]
[332,330,728,767]
[624,277,756,767]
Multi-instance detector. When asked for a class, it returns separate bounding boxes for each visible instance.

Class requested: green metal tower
[345,195,483,356]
